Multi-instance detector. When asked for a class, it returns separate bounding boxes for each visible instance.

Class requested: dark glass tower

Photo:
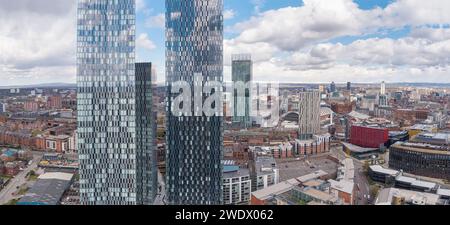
[232,54,252,128]
[135,63,158,205]
[165,0,223,205]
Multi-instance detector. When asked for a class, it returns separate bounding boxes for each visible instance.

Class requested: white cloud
[137,33,157,51]
[0,0,77,85]
[136,0,147,13]
[223,0,450,83]
[145,13,165,29]
[224,9,235,20]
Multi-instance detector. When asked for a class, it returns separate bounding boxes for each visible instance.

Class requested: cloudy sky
[1,0,450,86]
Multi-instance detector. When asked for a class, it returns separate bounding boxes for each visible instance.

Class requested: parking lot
[276,154,339,181]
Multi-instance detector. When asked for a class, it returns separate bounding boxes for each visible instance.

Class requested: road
[153,169,166,205]
[353,160,371,205]
[0,152,43,205]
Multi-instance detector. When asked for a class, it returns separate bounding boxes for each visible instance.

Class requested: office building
[232,54,252,128]
[77,0,139,205]
[389,141,450,180]
[298,91,320,140]
[346,82,351,91]
[330,82,336,93]
[165,0,224,205]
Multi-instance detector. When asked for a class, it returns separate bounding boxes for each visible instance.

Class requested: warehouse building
[17,172,74,205]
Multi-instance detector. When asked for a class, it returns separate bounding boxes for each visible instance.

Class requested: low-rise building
[328,179,355,205]
[222,161,252,205]
[250,156,279,192]
[17,172,74,205]
[376,188,440,205]
[250,179,299,205]
[368,165,399,184]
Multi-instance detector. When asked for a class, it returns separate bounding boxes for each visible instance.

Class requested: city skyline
[2,0,450,210]
[1,0,450,86]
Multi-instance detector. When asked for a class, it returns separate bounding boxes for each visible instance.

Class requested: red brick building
[47,95,63,109]
[350,125,388,148]
[24,101,39,112]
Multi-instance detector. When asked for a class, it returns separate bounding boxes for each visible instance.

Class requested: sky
[1,0,450,86]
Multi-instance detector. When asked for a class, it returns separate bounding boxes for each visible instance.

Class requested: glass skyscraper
[232,54,252,128]
[135,63,158,205]
[165,0,224,205]
[77,0,153,205]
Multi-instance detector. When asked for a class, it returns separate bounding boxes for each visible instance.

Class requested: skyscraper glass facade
[77,0,137,205]
[232,54,252,128]
[135,63,157,205]
[165,0,224,205]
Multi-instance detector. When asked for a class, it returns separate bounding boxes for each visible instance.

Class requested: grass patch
[26,170,38,181]
[4,199,19,205]
[17,186,29,195]
[0,175,13,180]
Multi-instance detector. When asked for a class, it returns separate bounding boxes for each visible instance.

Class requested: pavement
[0,151,44,205]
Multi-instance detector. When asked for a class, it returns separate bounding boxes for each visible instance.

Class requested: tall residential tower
[298,91,321,140]
[165,0,224,205]
[77,0,155,205]
[232,54,252,128]
[135,63,158,205]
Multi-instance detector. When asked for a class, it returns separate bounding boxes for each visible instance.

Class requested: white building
[223,161,252,205]
[0,103,6,113]
[251,156,279,191]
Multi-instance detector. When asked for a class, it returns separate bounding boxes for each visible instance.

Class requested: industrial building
[17,172,74,205]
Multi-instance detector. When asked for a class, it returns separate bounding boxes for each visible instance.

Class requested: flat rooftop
[376,188,440,205]
[392,142,450,155]
[17,172,74,205]
[277,157,338,182]
[297,170,328,183]
[251,179,299,201]
[342,142,379,153]
[328,179,354,194]
[369,165,399,176]
[302,188,338,203]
